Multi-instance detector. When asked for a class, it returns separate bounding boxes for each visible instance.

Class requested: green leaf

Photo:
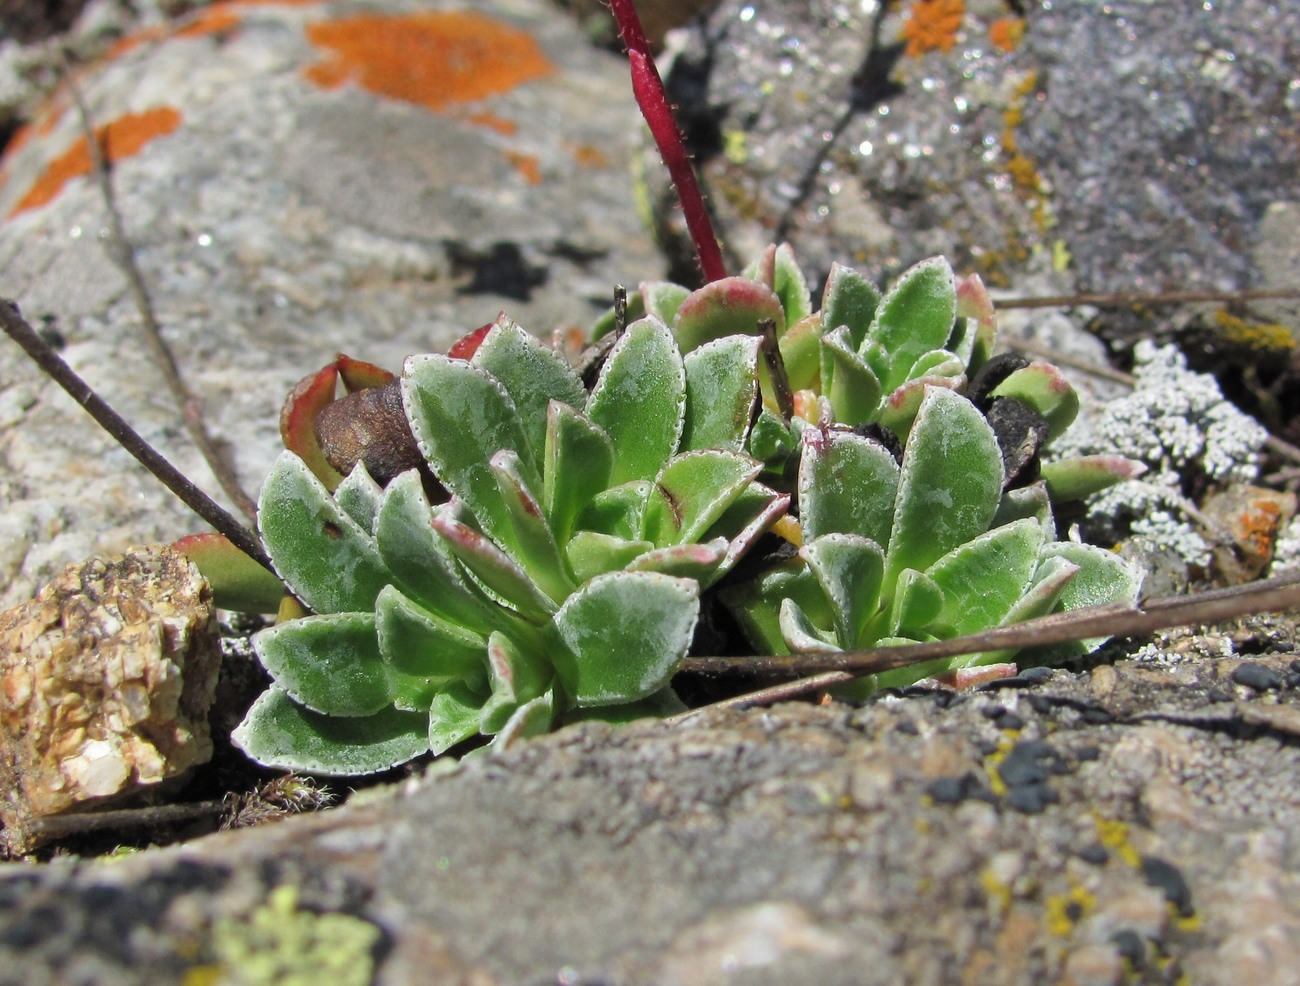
[490,450,574,603]
[989,362,1079,441]
[714,487,791,580]
[954,272,997,372]
[1036,542,1143,654]
[821,262,881,351]
[431,513,557,622]
[642,450,762,546]
[779,597,840,652]
[490,690,555,751]
[681,335,761,452]
[719,557,828,655]
[565,531,655,583]
[375,584,486,699]
[586,316,686,484]
[801,533,885,649]
[924,518,1045,637]
[1040,455,1146,502]
[401,354,535,548]
[428,682,487,756]
[590,287,647,341]
[886,387,1004,586]
[233,687,429,775]
[173,533,285,614]
[819,326,883,427]
[626,539,727,582]
[546,571,699,707]
[579,481,654,540]
[876,375,963,439]
[471,316,587,463]
[868,256,956,393]
[992,481,1055,538]
[254,613,390,717]
[771,242,813,324]
[333,463,383,534]
[798,428,899,546]
[641,280,690,323]
[887,568,945,638]
[258,452,392,615]
[480,631,552,733]
[778,313,825,393]
[673,277,786,353]
[544,402,615,545]
[747,407,797,464]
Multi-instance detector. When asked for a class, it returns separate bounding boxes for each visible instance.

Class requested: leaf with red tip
[335,353,395,393]
[280,364,344,490]
[448,323,494,361]
[673,277,786,353]
[1040,455,1147,502]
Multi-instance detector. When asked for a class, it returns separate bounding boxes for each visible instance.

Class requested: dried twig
[24,800,225,841]
[0,299,274,572]
[61,54,258,522]
[670,574,1300,721]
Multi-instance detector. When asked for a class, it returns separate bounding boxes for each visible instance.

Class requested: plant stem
[0,299,274,574]
[608,0,727,283]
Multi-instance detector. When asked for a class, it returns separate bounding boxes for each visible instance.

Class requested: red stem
[608,0,727,283]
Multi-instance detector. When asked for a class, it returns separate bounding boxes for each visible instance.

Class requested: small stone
[0,544,220,853]
[1230,662,1284,692]
[1139,856,1195,918]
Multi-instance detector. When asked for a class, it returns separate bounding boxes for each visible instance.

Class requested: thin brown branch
[61,54,257,522]
[0,299,274,573]
[996,287,1300,311]
[26,800,224,840]
[669,575,1300,721]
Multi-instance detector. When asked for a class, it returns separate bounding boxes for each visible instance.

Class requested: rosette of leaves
[592,244,1138,502]
[233,315,788,774]
[721,386,1143,694]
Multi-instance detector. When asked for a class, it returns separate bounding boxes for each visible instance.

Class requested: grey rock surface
[657,0,1297,298]
[2,647,1300,984]
[0,0,661,608]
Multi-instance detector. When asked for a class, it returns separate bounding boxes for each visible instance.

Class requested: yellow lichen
[1045,884,1095,936]
[1211,309,1296,352]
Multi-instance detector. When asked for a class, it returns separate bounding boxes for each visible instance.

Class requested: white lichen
[1269,515,1300,579]
[1055,341,1269,567]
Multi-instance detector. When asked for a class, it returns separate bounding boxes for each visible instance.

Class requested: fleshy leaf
[673,277,786,353]
[887,568,945,638]
[428,682,487,756]
[233,687,429,775]
[626,539,727,582]
[989,362,1079,441]
[544,404,614,549]
[992,481,1055,537]
[821,261,881,351]
[401,353,535,548]
[480,631,551,733]
[779,597,840,652]
[472,316,586,463]
[1037,541,1144,651]
[924,518,1045,637]
[546,571,699,707]
[820,326,883,427]
[714,488,791,580]
[565,531,655,583]
[642,280,690,323]
[336,354,396,392]
[799,428,899,546]
[586,316,686,485]
[258,452,391,615]
[875,374,963,438]
[769,243,812,324]
[491,690,555,750]
[868,257,956,393]
[372,473,495,632]
[1040,455,1147,501]
[886,388,1004,585]
[333,463,384,534]
[719,557,829,656]
[778,313,825,393]
[579,481,654,540]
[681,335,761,452]
[954,273,997,372]
[748,407,798,464]
[589,289,647,341]
[801,533,885,649]
[431,514,557,622]
[642,450,762,546]
[280,364,344,491]
[375,584,486,696]
[173,533,285,614]
[490,449,574,603]
[254,613,390,717]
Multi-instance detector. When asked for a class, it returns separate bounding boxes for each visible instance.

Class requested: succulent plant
[233,314,788,774]
[721,386,1144,694]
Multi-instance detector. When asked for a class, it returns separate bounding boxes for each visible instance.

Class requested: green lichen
[188,884,381,986]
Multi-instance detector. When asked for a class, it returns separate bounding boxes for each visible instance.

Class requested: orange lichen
[566,141,610,169]
[303,12,555,112]
[9,106,183,217]
[988,17,1025,53]
[173,6,242,39]
[102,26,167,61]
[466,111,519,135]
[901,0,964,58]
[506,151,542,186]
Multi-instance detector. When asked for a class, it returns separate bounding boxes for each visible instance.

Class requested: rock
[0,0,661,608]
[0,543,220,853]
[655,0,1297,296]
[1,647,1299,983]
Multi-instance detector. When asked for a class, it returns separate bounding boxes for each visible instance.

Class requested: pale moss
[193,884,381,986]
